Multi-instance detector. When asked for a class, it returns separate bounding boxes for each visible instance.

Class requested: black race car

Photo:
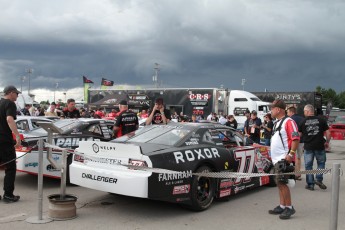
[70,122,274,211]
[16,118,115,179]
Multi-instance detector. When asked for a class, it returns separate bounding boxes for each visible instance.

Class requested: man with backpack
[268,99,300,220]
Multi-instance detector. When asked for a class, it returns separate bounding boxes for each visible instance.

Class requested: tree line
[316,86,345,109]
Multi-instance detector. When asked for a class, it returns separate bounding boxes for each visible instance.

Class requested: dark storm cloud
[1,0,345,95]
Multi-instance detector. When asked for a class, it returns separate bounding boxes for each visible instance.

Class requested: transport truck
[252,91,323,116]
[87,88,270,124]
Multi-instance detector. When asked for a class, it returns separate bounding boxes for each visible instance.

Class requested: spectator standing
[0,86,22,202]
[246,110,262,144]
[262,113,274,146]
[45,102,58,117]
[243,110,251,136]
[287,106,304,180]
[113,100,139,138]
[21,104,31,116]
[62,99,81,118]
[140,109,149,119]
[146,98,171,125]
[268,99,299,219]
[190,114,199,123]
[225,115,238,129]
[218,114,227,125]
[299,104,331,190]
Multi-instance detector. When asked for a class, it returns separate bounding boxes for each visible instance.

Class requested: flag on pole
[101,78,114,86]
[83,76,94,84]
[83,76,94,103]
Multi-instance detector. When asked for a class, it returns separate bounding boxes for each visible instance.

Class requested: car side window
[87,124,103,136]
[217,129,241,148]
[32,120,44,129]
[17,120,29,131]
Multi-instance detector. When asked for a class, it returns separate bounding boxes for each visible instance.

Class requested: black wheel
[190,165,216,211]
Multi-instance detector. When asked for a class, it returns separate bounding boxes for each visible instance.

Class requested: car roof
[16,116,52,121]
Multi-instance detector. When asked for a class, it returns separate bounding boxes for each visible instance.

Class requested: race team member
[62,98,81,118]
[268,99,299,220]
[245,110,262,144]
[145,98,171,125]
[113,100,139,138]
[0,86,22,202]
[299,104,331,191]
[287,106,304,180]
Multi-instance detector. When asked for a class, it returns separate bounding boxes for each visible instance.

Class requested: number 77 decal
[234,149,255,184]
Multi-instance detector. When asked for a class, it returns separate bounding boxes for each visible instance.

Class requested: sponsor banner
[82,173,118,184]
[173,148,220,164]
[173,184,190,195]
[219,189,231,198]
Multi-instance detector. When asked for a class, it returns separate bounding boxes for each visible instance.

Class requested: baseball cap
[155,98,164,105]
[119,100,128,105]
[271,99,286,110]
[3,85,21,95]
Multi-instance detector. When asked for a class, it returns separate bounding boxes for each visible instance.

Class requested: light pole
[63,92,66,103]
[20,76,26,92]
[26,68,33,95]
[152,63,160,88]
[241,78,246,91]
[54,82,59,103]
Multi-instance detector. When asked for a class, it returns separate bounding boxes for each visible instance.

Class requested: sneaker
[315,181,327,190]
[305,185,314,191]
[279,207,296,220]
[269,205,285,215]
[3,194,20,203]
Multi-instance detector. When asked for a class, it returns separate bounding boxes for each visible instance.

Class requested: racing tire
[190,165,216,211]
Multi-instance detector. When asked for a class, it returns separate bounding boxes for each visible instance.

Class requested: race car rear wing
[77,141,143,160]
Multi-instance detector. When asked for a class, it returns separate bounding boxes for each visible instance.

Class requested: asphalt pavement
[0,140,344,230]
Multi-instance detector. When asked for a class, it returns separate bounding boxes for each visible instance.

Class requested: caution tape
[44,142,335,179]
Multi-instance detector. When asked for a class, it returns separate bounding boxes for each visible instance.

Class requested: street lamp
[54,82,59,103]
[20,76,26,92]
[241,78,246,91]
[153,63,160,88]
[26,68,33,96]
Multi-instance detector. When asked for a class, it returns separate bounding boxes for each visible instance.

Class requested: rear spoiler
[77,141,143,159]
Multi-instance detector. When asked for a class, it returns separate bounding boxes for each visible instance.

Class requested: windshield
[28,119,82,134]
[334,116,345,124]
[250,97,261,101]
[127,125,192,146]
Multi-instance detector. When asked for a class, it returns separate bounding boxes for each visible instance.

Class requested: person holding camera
[261,113,274,146]
[268,99,300,220]
[146,98,171,125]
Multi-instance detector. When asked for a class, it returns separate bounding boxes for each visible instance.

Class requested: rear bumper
[70,162,151,198]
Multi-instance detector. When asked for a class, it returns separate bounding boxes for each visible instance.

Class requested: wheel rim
[197,177,211,202]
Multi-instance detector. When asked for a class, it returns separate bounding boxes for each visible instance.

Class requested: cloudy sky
[1,0,345,102]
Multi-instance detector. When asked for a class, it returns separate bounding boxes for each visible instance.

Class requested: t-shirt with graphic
[114,110,139,137]
[150,109,171,125]
[0,98,17,145]
[271,117,300,164]
[62,108,81,118]
[299,116,329,151]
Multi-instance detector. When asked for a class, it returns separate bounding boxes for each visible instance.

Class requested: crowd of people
[1,85,332,222]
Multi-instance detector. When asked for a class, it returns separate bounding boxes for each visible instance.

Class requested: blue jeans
[304,149,326,186]
[264,138,271,146]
